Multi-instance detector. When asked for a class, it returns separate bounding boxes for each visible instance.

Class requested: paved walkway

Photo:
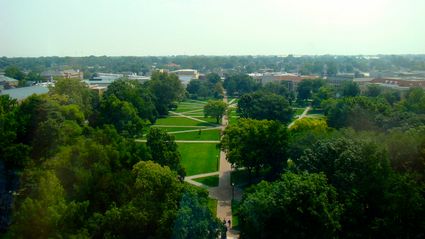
[288,106,311,128]
[211,92,240,238]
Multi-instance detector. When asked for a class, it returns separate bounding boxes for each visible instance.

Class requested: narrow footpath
[288,106,311,128]
[208,93,240,239]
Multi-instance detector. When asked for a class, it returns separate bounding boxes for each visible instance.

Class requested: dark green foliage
[322,96,391,130]
[223,74,260,97]
[341,81,360,97]
[203,100,227,123]
[221,119,289,179]
[237,92,293,123]
[261,81,294,100]
[296,137,425,238]
[172,188,222,239]
[146,128,185,177]
[297,79,325,101]
[187,77,224,99]
[49,78,94,117]
[238,173,342,239]
[147,71,185,115]
[99,95,146,137]
[104,79,158,123]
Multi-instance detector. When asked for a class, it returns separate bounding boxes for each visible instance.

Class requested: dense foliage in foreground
[0,74,221,238]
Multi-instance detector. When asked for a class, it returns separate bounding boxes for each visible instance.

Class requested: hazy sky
[1,0,424,57]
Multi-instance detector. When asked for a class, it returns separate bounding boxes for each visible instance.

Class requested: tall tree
[204,100,227,124]
[238,173,342,239]
[147,71,185,115]
[146,128,185,178]
[221,119,289,179]
[237,92,293,123]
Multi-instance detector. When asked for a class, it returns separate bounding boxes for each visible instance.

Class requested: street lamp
[231,182,235,201]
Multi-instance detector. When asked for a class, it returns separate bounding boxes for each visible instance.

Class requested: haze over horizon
[1,0,425,57]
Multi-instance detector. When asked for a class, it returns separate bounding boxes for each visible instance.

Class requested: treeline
[220,75,425,238]
[2,55,425,77]
[0,72,223,238]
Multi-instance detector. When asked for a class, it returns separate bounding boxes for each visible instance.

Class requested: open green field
[155,117,212,126]
[174,106,204,113]
[294,108,306,115]
[151,126,206,132]
[194,175,219,187]
[191,117,220,124]
[179,143,219,176]
[172,129,220,140]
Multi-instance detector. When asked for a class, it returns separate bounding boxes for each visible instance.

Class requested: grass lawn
[194,175,219,187]
[150,126,206,133]
[179,143,219,176]
[192,116,220,124]
[172,129,220,140]
[294,108,306,115]
[208,198,218,217]
[155,117,212,126]
[181,111,204,116]
[174,106,203,113]
[231,200,240,230]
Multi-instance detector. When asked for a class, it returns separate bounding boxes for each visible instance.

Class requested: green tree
[238,173,342,239]
[365,84,382,97]
[105,79,158,123]
[341,81,360,97]
[99,95,146,137]
[237,92,293,123]
[5,66,25,81]
[206,73,221,85]
[297,79,325,102]
[49,78,94,117]
[204,100,227,123]
[297,137,392,238]
[146,128,185,178]
[221,119,289,179]
[147,71,185,115]
[172,188,222,239]
[223,74,260,97]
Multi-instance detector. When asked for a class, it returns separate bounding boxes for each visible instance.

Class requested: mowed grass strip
[294,108,306,116]
[155,117,211,126]
[150,126,205,133]
[174,106,203,113]
[179,143,219,176]
[172,129,220,140]
[194,175,219,187]
[192,117,220,124]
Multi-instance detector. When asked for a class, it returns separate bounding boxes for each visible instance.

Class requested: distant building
[0,75,19,89]
[0,85,49,100]
[41,69,83,81]
[370,78,425,90]
[249,72,320,92]
[171,69,199,84]
[85,72,150,87]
